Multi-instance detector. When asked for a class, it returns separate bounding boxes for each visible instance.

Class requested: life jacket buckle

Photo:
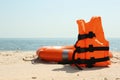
[88,45,94,52]
[88,31,96,38]
[76,58,85,64]
[86,57,96,68]
[76,47,86,53]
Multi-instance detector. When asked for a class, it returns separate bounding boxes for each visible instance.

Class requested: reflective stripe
[62,50,69,61]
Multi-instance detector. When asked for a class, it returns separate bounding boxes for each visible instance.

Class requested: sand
[0,51,120,80]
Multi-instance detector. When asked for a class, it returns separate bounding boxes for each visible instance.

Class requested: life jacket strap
[78,31,96,40]
[75,45,109,53]
[72,44,109,70]
[58,56,110,68]
[76,57,110,68]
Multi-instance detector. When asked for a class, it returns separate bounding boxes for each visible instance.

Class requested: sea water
[0,38,119,52]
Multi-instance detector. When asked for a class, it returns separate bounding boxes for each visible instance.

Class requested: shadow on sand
[30,57,109,73]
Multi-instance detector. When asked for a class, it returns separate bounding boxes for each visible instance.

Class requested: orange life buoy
[37,16,112,69]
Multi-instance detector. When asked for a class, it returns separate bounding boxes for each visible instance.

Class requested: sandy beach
[0,51,120,80]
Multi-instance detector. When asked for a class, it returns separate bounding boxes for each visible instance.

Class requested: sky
[0,0,120,38]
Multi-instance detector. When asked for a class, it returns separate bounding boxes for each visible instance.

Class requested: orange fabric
[76,16,110,67]
[37,46,74,62]
[37,16,112,67]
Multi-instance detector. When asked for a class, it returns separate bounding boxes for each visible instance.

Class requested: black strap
[75,45,109,53]
[58,50,83,70]
[64,31,108,70]
[59,44,109,70]
[72,50,83,70]
[58,56,110,67]
[78,31,96,40]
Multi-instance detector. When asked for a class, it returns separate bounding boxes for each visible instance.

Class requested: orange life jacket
[37,16,112,70]
[70,16,110,69]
